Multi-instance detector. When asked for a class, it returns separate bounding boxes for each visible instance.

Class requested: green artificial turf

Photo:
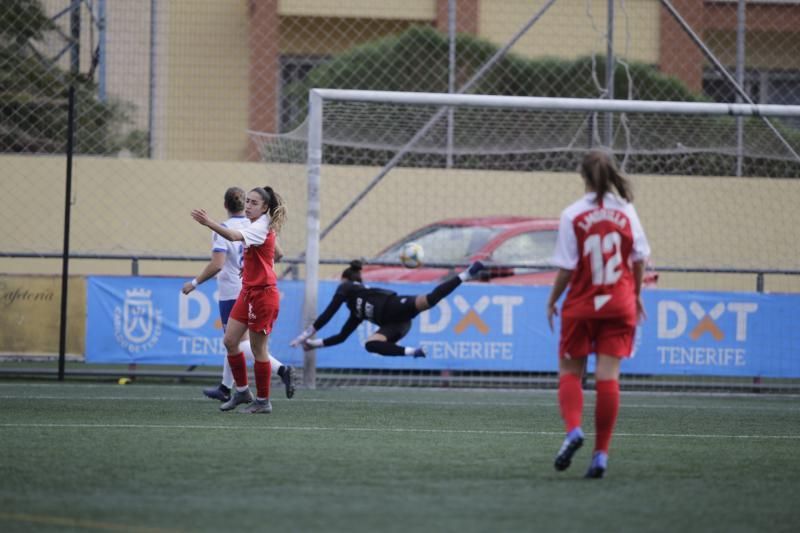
[1,382,798,532]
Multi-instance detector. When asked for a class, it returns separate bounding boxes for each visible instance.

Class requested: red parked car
[361,215,657,286]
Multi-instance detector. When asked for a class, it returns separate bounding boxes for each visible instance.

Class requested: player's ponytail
[580,150,633,204]
[341,259,363,282]
[252,185,288,233]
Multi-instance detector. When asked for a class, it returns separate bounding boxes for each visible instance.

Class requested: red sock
[594,379,620,453]
[254,360,271,400]
[558,373,583,432]
[227,352,248,387]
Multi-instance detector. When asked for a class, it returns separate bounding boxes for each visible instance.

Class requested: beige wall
[280,18,430,55]
[0,155,305,258]
[104,2,153,132]
[479,0,660,64]
[2,155,799,292]
[164,0,251,161]
[279,0,435,19]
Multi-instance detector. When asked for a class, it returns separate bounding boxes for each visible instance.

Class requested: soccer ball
[400,242,424,269]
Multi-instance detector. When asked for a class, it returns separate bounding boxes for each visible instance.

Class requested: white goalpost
[258,89,800,390]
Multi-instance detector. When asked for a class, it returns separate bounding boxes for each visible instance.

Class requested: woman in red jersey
[191,186,287,414]
[546,151,651,478]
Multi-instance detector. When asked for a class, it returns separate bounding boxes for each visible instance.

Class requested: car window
[374,225,503,264]
[490,230,557,266]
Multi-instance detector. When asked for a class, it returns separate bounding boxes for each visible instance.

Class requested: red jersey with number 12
[552,193,650,320]
[240,214,277,288]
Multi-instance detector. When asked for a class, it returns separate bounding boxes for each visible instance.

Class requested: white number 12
[584,232,622,285]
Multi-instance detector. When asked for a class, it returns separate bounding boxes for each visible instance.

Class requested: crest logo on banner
[114,288,163,352]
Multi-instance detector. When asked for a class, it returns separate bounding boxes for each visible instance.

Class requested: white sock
[240,340,283,377]
[404,347,416,356]
[238,340,254,362]
[458,271,470,282]
[221,355,234,389]
[268,354,284,377]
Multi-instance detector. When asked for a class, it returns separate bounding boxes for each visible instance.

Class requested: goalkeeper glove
[290,325,316,347]
[302,338,324,351]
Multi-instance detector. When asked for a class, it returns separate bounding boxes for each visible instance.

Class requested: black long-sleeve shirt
[312,281,396,347]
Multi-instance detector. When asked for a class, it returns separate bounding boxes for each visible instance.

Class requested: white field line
[0,422,798,440]
[3,382,799,400]
[0,394,798,412]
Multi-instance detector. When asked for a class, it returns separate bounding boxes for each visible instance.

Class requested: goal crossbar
[311,89,800,118]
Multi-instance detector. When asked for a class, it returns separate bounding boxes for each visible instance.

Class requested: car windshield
[490,230,558,267]
[374,225,503,264]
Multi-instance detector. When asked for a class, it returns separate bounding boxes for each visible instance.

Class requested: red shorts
[229,286,280,335]
[559,315,636,359]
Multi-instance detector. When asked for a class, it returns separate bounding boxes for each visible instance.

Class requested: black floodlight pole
[58,86,76,381]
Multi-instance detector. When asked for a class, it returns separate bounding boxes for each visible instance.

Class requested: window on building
[279,55,329,132]
[703,68,800,128]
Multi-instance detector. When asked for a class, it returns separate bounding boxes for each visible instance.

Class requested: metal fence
[1,0,798,269]
[2,0,800,387]
[2,0,799,272]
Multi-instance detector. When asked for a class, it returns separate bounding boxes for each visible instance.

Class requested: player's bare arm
[633,260,647,321]
[546,268,573,331]
[191,209,244,242]
[181,252,225,294]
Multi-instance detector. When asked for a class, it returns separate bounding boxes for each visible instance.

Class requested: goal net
[251,90,800,392]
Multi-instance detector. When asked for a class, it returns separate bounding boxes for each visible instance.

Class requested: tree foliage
[1,0,145,155]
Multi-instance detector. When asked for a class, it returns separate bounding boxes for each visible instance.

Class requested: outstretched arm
[191,209,244,242]
[290,291,347,347]
[304,314,361,350]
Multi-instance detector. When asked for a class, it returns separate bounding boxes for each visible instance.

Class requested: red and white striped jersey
[552,192,650,319]
[240,214,277,288]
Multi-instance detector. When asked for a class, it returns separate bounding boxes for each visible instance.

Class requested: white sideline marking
[0,422,798,440]
[5,383,799,398]
[0,394,798,411]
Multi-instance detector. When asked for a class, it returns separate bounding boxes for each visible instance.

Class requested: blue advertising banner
[313,281,558,372]
[86,277,800,378]
[86,276,304,366]
[313,281,800,378]
[627,290,800,378]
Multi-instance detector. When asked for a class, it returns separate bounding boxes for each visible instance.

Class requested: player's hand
[191,209,211,227]
[290,326,316,347]
[546,302,559,332]
[290,332,310,347]
[301,340,316,352]
[181,281,195,295]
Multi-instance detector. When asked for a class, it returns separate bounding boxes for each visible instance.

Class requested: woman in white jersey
[182,187,294,403]
[546,151,651,479]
